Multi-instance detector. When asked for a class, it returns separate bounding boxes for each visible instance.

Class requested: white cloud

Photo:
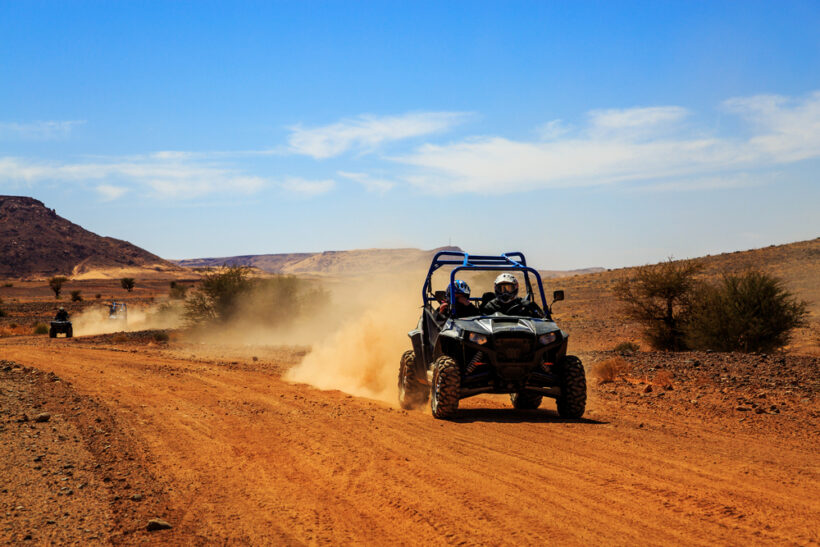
[337,171,395,193]
[96,184,128,201]
[588,106,688,132]
[279,177,335,196]
[287,111,471,159]
[0,156,268,198]
[393,91,820,195]
[0,120,84,140]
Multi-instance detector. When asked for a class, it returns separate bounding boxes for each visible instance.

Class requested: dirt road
[2,338,818,545]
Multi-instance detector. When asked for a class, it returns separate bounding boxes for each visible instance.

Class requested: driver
[55,307,69,321]
[438,279,480,319]
[481,273,544,318]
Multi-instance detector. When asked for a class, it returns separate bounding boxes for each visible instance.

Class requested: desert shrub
[613,341,640,355]
[9,322,18,329]
[592,357,631,383]
[3,282,12,287]
[614,258,702,351]
[95,293,101,299]
[70,289,83,302]
[169,281,188,300]
[49,276,68,299]
[0,297,5,317]
[33,323,48,335]
[120,278,136,292]
[686,271,808,353]
[153,331,170,343]
[184,267,326,326]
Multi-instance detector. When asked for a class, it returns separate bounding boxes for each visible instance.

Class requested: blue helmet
[446,279,471,299]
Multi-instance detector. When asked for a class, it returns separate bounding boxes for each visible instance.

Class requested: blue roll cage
[422,251,548,315]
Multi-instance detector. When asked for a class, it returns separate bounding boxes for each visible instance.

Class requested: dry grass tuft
[592,357,632,384]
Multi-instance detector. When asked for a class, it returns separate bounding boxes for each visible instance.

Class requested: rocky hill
[0,196,180,278]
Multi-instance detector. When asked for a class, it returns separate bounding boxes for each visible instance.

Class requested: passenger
[481,273,544,318]
[438,280,480,319]
[55,307,69,321]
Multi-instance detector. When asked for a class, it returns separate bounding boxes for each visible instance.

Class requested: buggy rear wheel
[510,391,542,410]
[398,350,428,410]
[557,355,586,419]
[431,356,460,419]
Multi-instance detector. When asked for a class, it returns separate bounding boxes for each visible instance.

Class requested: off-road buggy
[398,251,586,419]
[108,302,128,326]
[49,320,73,338]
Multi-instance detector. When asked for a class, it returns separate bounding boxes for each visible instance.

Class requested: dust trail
[283,293,419,405]
[72,302,184,336]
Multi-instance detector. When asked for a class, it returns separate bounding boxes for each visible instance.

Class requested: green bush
[614,258,702,351]
[33,323,48,335]
[3,282,12,287]
[95,293,101,299]
[120,277,136,292]
[613,341,640,355]
[153,331,170,343]
[184,266,326,326]
[686,271,808,353]
[70,290,83,302]
[0,297,5,317]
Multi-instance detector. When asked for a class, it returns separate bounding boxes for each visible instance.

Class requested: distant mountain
[174,247,605,279]
[174,247,464,276]
[0,195,180,278]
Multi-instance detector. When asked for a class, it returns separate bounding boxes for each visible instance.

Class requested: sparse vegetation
[169,281,188,300]
[184,266,326,326]
[33,322,48,335]
[613,341,640,355]
[95,293,102,299]
[0,297,5,317]
[3,282,12,287]
[614,258,703,351]
[120,278,136,292]
[49,276,68,299]
[685,271,808,353]
[153,331,170,342]
[70,289,83,302]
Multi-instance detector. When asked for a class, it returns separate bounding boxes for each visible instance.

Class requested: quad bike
[49,320,73,338]
[108,302,128,327]
[398,251,586,419]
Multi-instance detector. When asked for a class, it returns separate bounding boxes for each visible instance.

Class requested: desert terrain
[1,238,818,545]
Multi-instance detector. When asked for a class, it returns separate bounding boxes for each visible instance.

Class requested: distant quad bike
[49,320,73,338]
[398,251,586,419]
[108,302,128,326]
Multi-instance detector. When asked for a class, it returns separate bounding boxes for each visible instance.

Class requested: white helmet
[494,273,519,303]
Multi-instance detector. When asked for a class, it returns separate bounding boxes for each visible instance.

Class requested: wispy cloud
[0,155,268,198]
[392,92,820,194]
[0,120,85,140]
[287,111,471,159]
[337,171,395,193]
[279,177,335,196]
[96,184,128,201]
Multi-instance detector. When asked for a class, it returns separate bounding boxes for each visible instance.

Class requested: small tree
[185,266,252,324]
[120,278,136,292]
[49,276,68,299]
[70,290,83,302]
[686,271,808,352]
[614,258,703,351]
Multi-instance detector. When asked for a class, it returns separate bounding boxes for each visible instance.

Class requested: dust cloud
[72,302,184,336]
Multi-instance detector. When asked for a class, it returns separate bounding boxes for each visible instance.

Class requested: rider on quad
[55,307,69,321]
[481,273,545,318]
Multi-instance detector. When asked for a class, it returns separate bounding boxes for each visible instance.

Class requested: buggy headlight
[469,333,488,345]
[538,332,558,346]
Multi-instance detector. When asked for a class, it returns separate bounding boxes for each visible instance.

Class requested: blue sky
[1,1,819,269]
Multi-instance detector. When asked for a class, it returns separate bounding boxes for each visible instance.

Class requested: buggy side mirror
[552,290,564,302]
[433,290,447,303]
